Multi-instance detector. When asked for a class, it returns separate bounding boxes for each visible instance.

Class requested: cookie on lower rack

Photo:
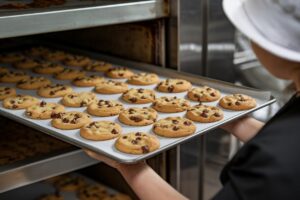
[43,50,68,62]
[122,88,155,104]
[157,79,192,93]
[77,184,108,200]
[118,107,157,126]
[54,175,87,191]
[0,71,29,83]
[103,194,132,200]
[127,73,159,85]
[0,53,25,63]
[84,61,113,72]
[186,104,223,123]
[0,67,8,74]
[95,80,128,94]
[152,96,190,113]
[3,95,39,109]
[33,62,65,74]
[72,75,105,87]
[38,84,73,98]
[54,68,85,80]
[219,94,257,111]
[63,55,91,67]
[25,101,65,120]
[17,76,51,90]
[80,121,122,141]
[106,67,134,79]
[115,132,160,154]
[51,111,92,130]
[0,87,16,100]
[87,99,124,117]
[153,117,196,138]
[62,92,97,107]
[24,46,50,57]
[38,194,64,200]
[13,58,40,69]
[187,86,221,102]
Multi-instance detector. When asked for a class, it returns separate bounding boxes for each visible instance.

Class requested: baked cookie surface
[127,73,159,85]
[152,96,190,113]
[13,58,40,69]
[95,80,128,94]
[17,76,51,90]
[0,71,29,83]
[77,184,108,200]
[72,75,105,87]
[51,111,92,130]
[80,121,122,141]
[38,84,73,98]
[43,50,68,62]
[0,87,16,100]
[115,132,160,154]
[53,175,87,191]
[106,67,134,79]
[122,88,155,104]
[25,101,65,120]
[157,79,192,93]
[63,55,91,67]
[118,107,157,126]
[0,53,25,63]
[24,46,50,57]
[54,68,85,80]
[62,92,97,107]
[87,99,124,117]
[103,194,132,200]
[219,94,257,111]
[0,67,8,74]
[186,104,224,123]
[153,117,196,138]
[84,61,112,72]
[39,194,64,200]
[188,86,221,102]
[3,95,39,109]
[33,62,64,74]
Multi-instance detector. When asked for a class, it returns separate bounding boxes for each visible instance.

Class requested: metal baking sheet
[0,47,276,163]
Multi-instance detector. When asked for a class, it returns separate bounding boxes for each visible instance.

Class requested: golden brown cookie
[25,101,65,120]
[127,73,160,85]
[72,75,105,87]
[118,107,157,126]
[95,80,128,94]
[122,88,155,104]
[0,87,16,100]
[0,67,8,74]
[13,58,40,69]
[3,95,39,110]
[219,94,257,111]
[87,100,124,117]
[33,62,65,74]
[39,194,64,200]
[187,86,221,102]
[17,76,51,90]
[0,53,25,63]
[186,104,224,123]
[103,194,132,200]
[63,55,91,67]
[24,46,50,57]
[152,96,190,113]
[54,68,85,80]
[77,184,108,200]
[43,50,68,62]
[157,79,192,93]
[38,84,73,98]
[51,111,92,130]
[115,132,160,154]
[62,92,97,107]
[80,121,122,141]
[0,71,29,83]
[153,117,196,138]
[53,175,87,191]
[84,61,113,72]
[106,67,134,79]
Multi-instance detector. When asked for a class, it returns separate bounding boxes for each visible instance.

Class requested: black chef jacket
[213,93,300,200]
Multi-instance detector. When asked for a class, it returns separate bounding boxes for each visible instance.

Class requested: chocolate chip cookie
[0,67,8,74]
[51,111,92,130]
[24,46,50,57]
[95,80,128,94]
[152,96,190,113]
[0,87,16,100]
[53,175,87,191]
[77,184,108,200]
[153,117,196,138]
[3,95,39,109]
[0,71,29,83]
[84,61,113,72]
[127,73,159,85]
[63,55,91,67]
[43,50,68,62]
[13,58,40,69]
[103,194,132,200]
[118,107,157,126]
[219,94,257,111]
[17,76,51,90]
[72,75,105,87]
[0,53,25,63]
[54,68,85,80]
[106,67,134,79]
[157,79,192,93]
[186,104,224,123]
[122,88,155,104]
[38,84,73,98]
[187,86,221,102]
[62,92,97,107]
[25,101,65,120]
[33,62,65,74]
[87,100,124,117]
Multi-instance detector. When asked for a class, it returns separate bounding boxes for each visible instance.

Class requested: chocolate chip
[118,73,124,77]
[62,118,69,123]
[128,108,135,114]
[194,94,201,99]
[131,140,138,145]
[203,109,209,113]
[26,111,32,116]
[228,103,232,106]
[201,113,208,118]
[142,145,150,153]
[210,93,216,97]
[138,89,144,93]
[129,116,143,122]
[235,101,241,106]
[214,113,221,117]
[173,126,180,131]
[167,85,174,92]
[176,81,183,85]
[129,97,137,103]
[40,101,46,107]
[122,136,128,139]
[135,132,142,136]
[49,91,55,95]
[111,129,118,134]
[184,121,192,126]
[136,137,142,140]
[51,113,62,119]
[172,120,179,124]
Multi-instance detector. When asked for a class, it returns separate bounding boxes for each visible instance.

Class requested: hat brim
[223,0,300,62]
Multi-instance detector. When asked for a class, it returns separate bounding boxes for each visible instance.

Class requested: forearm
[118,163,188,200]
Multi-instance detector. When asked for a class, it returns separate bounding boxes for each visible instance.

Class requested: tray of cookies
[0,46,276,163]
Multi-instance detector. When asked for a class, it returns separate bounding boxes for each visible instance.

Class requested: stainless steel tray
[0,45,276,164]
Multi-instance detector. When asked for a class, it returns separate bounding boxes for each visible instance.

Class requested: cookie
[115,132,160,154]
[38,84,73,98]
[72,75,105,87]
[25,101,65,120]
[95,80,128,94]
[187,86,221,102]
[122,88,155,104]
[0,67,8,74]
[157,79,192,93]
[13,58,40,69]
[103,194,132,200]
[17,76,51,90]
[87,100,124,117]
[80,121,122,141]
[55,68,85,80]
[51,111,92,130]
[153,117,196,138]
[106,67,134,79]
[33,62,65,74]
[152,96,190,113]
[0,87,16,100]
[219,94,257,111]
[118,107,157,126]
[39,194,64,200]
[0,53,25,63]
[77,184,108,200]
[24,46,50,57]
[43,50,68,62]
[54,175,87,191]
[186,104,224,123]
[63,55,91,67]
[127,73,159,85]
[62,92,97,107]
[84,61,112,72]
[0,71,29,83]
[3,95,39,110]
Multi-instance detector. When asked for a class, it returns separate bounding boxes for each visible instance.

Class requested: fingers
[84,149,119,169]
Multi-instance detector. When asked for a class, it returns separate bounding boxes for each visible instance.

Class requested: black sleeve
[212,181,239,200]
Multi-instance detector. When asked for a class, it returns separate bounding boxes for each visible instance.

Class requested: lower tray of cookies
[0,46,275,163]
[0,172,133,200]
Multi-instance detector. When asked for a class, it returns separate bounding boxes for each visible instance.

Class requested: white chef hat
[223,0,300,62]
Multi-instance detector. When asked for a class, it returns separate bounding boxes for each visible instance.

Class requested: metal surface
[0,0,168,39]
[0,149,99,193]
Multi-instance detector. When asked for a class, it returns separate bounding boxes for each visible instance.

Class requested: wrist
[117,162,148,174]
